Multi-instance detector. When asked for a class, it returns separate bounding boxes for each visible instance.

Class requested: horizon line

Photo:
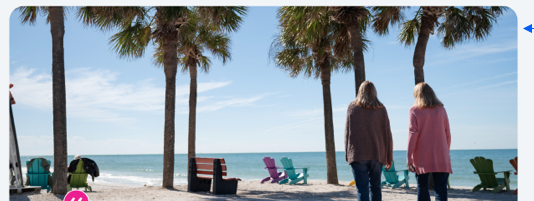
[20,148,518,157]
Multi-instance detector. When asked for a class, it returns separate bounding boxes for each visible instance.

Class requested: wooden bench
[188,157,241,194]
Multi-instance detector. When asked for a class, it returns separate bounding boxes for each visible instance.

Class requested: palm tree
[394,6,507,84]
[327,7,406,97]
[153,8,241,176]
[77,6,246,188]
[17,6,69,195]
[270,6,368,184]
[328,7,371,97]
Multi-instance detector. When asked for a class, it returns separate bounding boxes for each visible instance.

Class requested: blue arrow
[525,24,533,33]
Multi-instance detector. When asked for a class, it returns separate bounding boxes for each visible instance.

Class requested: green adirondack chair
[26,158,52,193]
[68,160,92,192]
[470,156,512,193]
[381,161,409,189]
[278,157,309,185]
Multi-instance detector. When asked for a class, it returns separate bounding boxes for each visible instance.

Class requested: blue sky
[9,7,517,156]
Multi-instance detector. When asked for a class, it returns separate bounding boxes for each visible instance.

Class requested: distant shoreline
[20,148,518,157]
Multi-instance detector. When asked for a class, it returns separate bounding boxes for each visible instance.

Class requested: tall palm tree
[328,7,371,97]
[271,6,368,184]
[328,7,406,97]
[394,6,507,84]
[153,8,241,175]
[77,6,246,188]
[78,6,188,188]
[17,6,69,195]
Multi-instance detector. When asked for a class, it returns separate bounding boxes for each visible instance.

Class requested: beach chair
[188,157,241,194]
[510,157,518,195]
[381,161,409,189]
[26,158,52,193]
[68,160,92,192]
[470,156,511,193]
[278,157,309,185]
[261,157,287,184]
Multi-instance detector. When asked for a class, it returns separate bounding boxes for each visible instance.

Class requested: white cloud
[18,135,163,155]
[439,71,517,90]
[475,80,517,90]
[195,95,267,113]
[442,80,517,97]
[426,41,517,67]
[10,67,261,121]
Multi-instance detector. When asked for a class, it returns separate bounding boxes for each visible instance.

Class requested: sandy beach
[10,180,517,201]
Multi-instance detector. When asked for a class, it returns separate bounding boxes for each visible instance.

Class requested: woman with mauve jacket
[345,81,393,201]
[407,82,452,201]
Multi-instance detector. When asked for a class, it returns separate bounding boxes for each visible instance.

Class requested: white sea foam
[97,173,187,186]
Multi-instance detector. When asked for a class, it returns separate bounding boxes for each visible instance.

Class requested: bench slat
[197,164,228,171]
[197,175,213,180]
[197,170,227,176]
[195,158,226,164]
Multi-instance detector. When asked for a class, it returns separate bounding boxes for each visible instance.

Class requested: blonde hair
[74,155,82,160]
[413,82,444,108]
[353,81,384,109]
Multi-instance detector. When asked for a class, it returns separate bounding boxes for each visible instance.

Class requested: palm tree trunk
[49,6,68,195]
[320,60,339,185]
[187,63,197,182]
[412,7,434,85]
[161,31,179,189]
[348,23,365,97]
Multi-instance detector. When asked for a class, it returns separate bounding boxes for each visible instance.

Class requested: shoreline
[18,148,518,156]
[10,180,518,201]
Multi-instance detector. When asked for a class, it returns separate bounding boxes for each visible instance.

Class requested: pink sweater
[407,105,452,174]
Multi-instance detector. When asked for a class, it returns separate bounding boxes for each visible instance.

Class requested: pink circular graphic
[64,190,89,201]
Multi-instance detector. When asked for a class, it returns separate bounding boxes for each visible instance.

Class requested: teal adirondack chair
[381,161,409,189]
[279,157,309,185]
[68,160,92,192]
[470,156,511,193]
[26,158,52,192]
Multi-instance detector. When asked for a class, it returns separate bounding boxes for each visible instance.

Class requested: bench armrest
[293,167,310,169]
[265,166,284,169]
[26,173,51,176]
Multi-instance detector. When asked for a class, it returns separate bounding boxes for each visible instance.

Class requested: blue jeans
[350,160,383,201]
[415,172,449,201]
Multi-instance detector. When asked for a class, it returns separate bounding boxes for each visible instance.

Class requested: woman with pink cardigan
[407,82,452,201]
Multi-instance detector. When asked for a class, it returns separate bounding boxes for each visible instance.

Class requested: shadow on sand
[179,185,518,201]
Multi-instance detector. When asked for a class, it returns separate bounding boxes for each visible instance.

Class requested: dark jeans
[415,172,449,201]
[350,160,383,201]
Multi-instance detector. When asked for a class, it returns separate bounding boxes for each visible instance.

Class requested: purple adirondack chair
[261,156,288,184]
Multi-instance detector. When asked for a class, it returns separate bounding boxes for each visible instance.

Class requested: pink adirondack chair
[261,157,287,184]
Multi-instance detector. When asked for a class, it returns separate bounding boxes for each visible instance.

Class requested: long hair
[413,82,444,108]
[353,81,384,109]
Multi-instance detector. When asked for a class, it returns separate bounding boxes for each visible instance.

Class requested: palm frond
[77,6,148,32]
[109,19,152,59]
[18,6,45,25]
[438,6,471,49]
[196,6,248,33]
[372,6,407,36]
[398,8,422,46]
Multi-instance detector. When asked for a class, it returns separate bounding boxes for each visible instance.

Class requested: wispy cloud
[10,67,262,121]
[18,135,163,155]
[195,94,268,113]
[426,41,517,67]
[442,80,517,97]
[439,71,517,90]
[475,80,517,90]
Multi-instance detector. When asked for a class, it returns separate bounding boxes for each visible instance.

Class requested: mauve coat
[407,105,453,174]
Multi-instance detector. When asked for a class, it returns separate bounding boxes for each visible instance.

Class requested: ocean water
[20,149,517,188]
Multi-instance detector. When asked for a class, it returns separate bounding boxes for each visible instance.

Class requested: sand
[9,180,517,201]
